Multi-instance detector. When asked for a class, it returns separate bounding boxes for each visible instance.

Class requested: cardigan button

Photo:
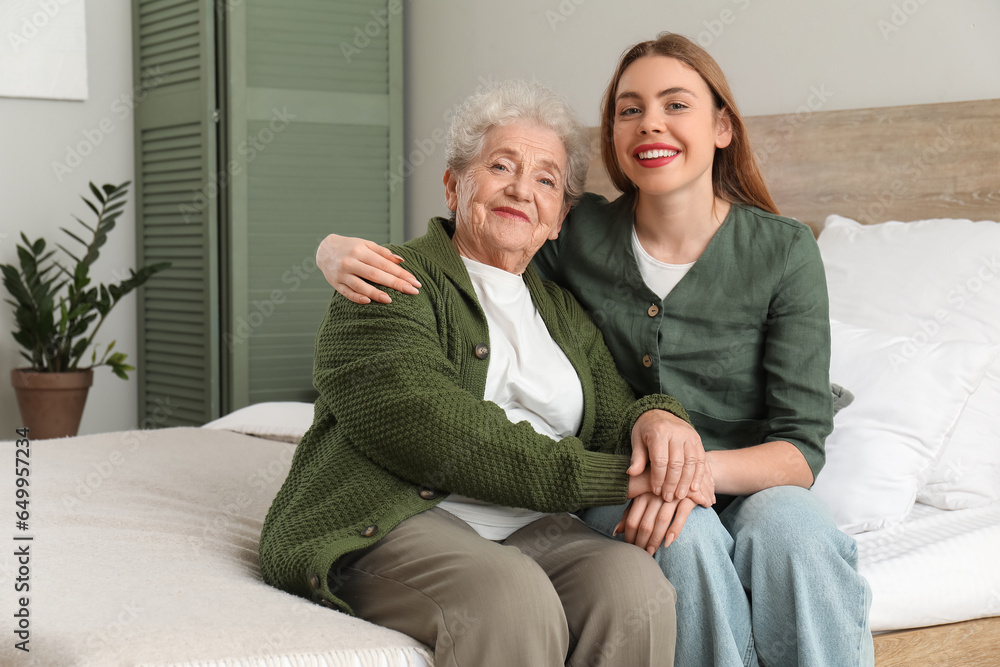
[418,487,438,500]
[319,599,336,609]
[474,343,490,360]
[647,304,659,317]
[360,525,378,538]
[308,573,320,590]
[642,354,653,368]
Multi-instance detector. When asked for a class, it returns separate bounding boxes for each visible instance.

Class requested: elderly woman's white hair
[445,79,590,207]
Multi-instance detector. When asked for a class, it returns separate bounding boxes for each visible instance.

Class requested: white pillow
[919,376,1000,509]
[202,401,315,444]
[811,320,998,534]
[818,214,1000,509]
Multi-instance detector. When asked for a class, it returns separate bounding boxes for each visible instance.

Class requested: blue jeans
[583,486,874,667]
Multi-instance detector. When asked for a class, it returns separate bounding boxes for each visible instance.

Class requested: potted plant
[2,181,169,439]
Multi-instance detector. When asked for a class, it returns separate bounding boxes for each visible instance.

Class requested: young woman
[316,33,873,667]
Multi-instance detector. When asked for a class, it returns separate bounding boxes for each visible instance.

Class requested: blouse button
[474,343,490,360]
[360,525,378,538]
[642,354,653,368]
[647,304,659,317]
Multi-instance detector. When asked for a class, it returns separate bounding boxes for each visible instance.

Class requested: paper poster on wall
[0,0,88,101]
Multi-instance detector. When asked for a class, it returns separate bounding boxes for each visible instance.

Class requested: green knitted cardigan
[258,218,689,614]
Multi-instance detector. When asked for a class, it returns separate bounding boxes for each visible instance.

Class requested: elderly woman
[258,80,703,666]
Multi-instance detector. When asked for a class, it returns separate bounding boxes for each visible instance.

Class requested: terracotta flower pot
[10,369,94,440]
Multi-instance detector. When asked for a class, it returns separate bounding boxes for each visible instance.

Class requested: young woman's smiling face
[613,55,732,200]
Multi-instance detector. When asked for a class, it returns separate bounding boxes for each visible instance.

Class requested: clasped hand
[622,410,715,555]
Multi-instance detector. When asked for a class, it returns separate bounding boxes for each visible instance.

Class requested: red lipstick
[633,143,681,168]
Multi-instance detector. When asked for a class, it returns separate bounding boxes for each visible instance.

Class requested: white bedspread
[3,424,994,663]
[856,500,1000,632]
[0,428,432,666]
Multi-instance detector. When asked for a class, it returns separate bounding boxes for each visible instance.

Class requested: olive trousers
[330,507,676,667]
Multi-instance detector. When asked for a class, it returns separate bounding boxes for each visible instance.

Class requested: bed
[2,99,998,666]
[0,423,434,666]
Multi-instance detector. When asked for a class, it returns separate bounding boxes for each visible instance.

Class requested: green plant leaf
[71,215,95,234]
[81,197,101,218]
[73,262,90,287]
[67,313,97,337]
[88,182,105,204]
[1,266,32,308]
[97,285,111,316]
[66,302,90,320]
[56,244,82,265]
[36,248,58,268]
[71,337,89,359]
[60,227,90,249]
[12,330,34,349]
[16,245,36,274]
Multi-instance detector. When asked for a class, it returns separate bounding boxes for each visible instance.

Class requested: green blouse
[534,193,833,478]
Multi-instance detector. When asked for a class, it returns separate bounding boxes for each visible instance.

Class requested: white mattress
[0,428,433,667]
[856,500,1000,632]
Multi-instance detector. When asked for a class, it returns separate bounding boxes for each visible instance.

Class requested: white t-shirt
[436,257,586,540]
[631,225,695,300]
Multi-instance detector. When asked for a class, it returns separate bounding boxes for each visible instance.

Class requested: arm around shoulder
[316,233,421,304]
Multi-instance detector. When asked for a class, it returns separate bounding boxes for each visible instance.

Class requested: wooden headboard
[585,99,1000,235]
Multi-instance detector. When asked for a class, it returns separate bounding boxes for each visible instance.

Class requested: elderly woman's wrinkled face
[445,122,569,274]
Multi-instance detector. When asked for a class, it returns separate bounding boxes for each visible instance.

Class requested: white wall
[402,0,1000,236]
[3,0,997,435]
[0,0,136,436]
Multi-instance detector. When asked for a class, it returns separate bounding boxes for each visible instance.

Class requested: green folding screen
[133,0,221,427]
[133,0,404,426]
